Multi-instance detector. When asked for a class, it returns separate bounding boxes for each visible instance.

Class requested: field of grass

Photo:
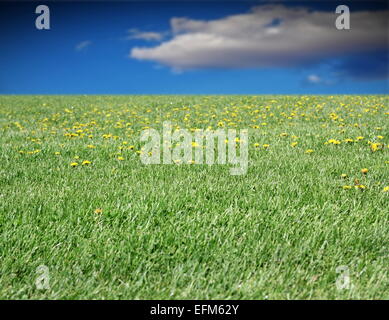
[0,95,388,299]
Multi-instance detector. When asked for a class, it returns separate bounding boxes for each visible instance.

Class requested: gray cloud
[130,5,388,72]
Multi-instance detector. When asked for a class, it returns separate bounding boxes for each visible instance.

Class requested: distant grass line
[0,95,388,299]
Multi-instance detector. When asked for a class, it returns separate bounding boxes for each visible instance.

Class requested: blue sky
[0,1,388,94]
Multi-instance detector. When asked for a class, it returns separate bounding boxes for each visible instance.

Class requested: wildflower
[344,138,354,143]
[253,143,260,148]
[355,184,366,190]
[377,136,384,139]
[263,144,270,149]
[383,186,389,192]
[87,145,96,149]
[356,136,364,141]
[280,133,288,137]
[70,162,78,167]
[305,149,314,154]
[361,168,368,174]
[94,208,103,214]
[54,152,60,155]
[370,143,382,152]
[74,156,80,160]
[291,142,298,147]
[117,156,124,161]
[342,185,352,190]
[341,174,347,179]
[325,139,341,145]
[82,160,91,166]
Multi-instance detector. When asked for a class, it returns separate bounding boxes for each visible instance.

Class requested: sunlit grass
[0,95,388,299]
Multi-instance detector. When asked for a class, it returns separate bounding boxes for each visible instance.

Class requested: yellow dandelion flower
[383,186,389,192]
[94,208,103,214]
[82,160,91,166]
[263,144,270,149]
[342,185,352,190]
[370,143,382,152]
[341,174,347,179]
[355,184,366,190]
[70,162,78,167]
[361,168,368,174]
[291,142,298,147]
[117,156,124,161]
[305,149,314,154]
[253,143,260,148]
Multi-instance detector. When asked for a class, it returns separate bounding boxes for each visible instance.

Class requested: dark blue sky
[0,1,388,94]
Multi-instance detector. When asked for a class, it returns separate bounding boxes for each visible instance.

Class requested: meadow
[0,95,388,299]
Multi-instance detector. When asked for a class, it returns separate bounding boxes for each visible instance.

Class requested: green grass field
[0,95,388,299]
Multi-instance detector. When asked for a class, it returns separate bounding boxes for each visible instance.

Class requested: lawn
[0,95,388,299]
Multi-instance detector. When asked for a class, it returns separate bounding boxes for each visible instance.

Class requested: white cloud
[127,28,165,41]
[305,74,336,85]
[130,5,388,71]
[75,40,92,51]
[307,74,322,84]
